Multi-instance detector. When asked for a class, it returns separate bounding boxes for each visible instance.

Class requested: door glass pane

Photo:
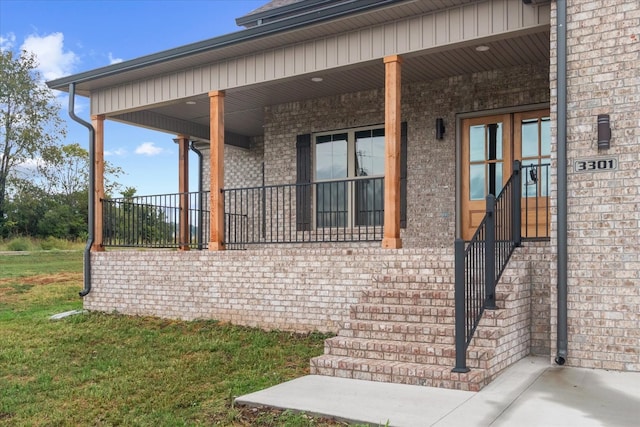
[470,164,485,200]
[541,117,551,156]
[355,129,385,176]
[469,125,485,161]
[541,163,549,197]
[521,119,539,158]
[315,134,347,180]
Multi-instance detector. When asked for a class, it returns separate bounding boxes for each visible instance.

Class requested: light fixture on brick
[597,114,611,150]
[436,118,445,140]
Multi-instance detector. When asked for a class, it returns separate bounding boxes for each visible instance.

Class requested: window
[314,126,385,227]
[295,123,406,233]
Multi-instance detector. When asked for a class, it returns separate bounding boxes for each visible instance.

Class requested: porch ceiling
[142,29,549,139]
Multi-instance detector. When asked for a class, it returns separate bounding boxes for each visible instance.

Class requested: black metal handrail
[222,177,384,245]
[453,161,524,372]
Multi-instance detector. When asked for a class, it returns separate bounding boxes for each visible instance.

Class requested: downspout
[68,83,95,297]
[555,0,568,365]
[189,141,204,250]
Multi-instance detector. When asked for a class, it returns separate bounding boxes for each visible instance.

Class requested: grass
[0,236,86,252]
[0,250,357,426]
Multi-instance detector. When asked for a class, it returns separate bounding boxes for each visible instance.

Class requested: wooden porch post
[208,91,225,251]
[382,55,402,249]
[91,114,105,252]
[177,134,190,251]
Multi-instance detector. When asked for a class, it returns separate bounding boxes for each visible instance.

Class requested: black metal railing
[225,213,248,250]
[521,163,551,239]
[102,192,209,249]
[101,177,384,249]
[453,161,525,372]
[222,177,384,245]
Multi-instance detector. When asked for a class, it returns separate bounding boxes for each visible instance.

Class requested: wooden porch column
[208,91,225,251]
[177,134,190,251]
[91,114,105,252]
[382,55,403,249]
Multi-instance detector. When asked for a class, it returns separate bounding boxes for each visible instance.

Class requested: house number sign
[574,157,618,173]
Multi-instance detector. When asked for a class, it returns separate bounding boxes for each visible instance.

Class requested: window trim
[313,124,386,229]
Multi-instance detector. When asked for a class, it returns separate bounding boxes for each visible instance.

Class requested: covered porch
[61,0,552,253]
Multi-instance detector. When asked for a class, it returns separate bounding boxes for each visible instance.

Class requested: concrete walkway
[236,357,640,426]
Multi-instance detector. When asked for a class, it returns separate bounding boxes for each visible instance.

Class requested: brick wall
[84,244,548,358]
[526,241,554,356]
[549,0,640,370]
[87,248,445,333]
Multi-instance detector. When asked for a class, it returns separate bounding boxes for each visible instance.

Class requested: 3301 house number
[574,157,618,173]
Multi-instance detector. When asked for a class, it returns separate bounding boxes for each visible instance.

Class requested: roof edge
[235,0,339,27]
[47,0,405,92]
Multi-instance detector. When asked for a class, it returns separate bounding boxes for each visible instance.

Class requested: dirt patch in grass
[0,412,14,421]
[231,405,351,426]
[0,272,81,287]
[0,272,82,305]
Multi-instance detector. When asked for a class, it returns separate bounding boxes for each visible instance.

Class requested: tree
[0,50,66,229]
[3,143,125,239]
[38,142,124,197]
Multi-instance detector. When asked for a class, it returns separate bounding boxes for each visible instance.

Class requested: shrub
[6,237,35,252]
[40,236,71,250]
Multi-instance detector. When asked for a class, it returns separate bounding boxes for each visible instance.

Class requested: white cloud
[105,148,127,157]
[108,52,123,65]
[11,157,41,180]
[20,32,78,81]
[0,32,16,51]
[135,142,163,156]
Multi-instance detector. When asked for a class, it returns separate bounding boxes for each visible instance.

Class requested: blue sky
[0,0,266,196]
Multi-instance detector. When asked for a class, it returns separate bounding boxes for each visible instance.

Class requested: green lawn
[0,251,345,426]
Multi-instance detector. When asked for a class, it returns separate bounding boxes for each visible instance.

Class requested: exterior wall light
[597,114,611,150]
[436,118,445,139]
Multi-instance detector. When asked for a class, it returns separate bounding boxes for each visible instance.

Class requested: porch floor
[236,356,640,426]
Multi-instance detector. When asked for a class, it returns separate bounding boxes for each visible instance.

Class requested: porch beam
[208,91,225,251]
[176,134,190,251]
[382,55,402,249]
[90,114,105,252]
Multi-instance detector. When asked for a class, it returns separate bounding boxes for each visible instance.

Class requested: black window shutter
[296,134,312,231]
[400,122,408,229]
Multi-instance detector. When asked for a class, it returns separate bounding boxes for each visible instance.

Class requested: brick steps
[350,303,455,324]
[310,247,531,392]
[310,355,487,391]
[339,319,456,344]
[372,276,456,291]
[359,288,455,304]
[320,336,494,368]
[311,281,504,391]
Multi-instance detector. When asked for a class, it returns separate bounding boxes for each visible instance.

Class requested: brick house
[47,0,639,391]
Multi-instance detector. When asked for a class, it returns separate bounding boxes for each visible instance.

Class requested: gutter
[68,83,95,297]
[236,0,342,27]
[46,0,403,92]
[555,0,568,365]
